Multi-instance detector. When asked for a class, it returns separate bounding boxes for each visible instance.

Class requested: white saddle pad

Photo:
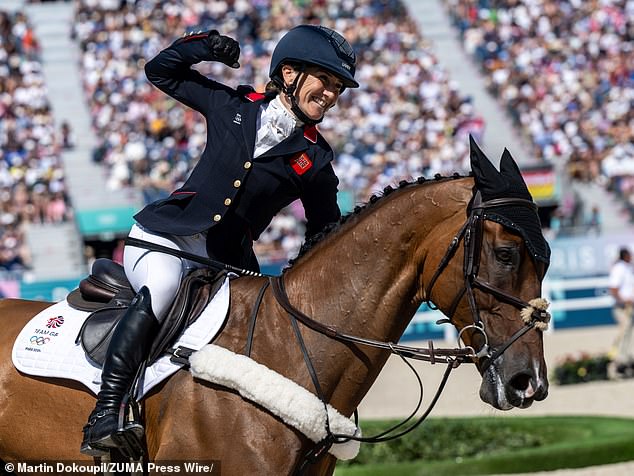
[12,277,230,399]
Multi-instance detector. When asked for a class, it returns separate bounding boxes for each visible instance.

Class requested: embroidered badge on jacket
[290,153,313,175]
[233,113,242,125]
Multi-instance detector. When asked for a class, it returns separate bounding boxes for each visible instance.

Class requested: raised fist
[206,30,240,68]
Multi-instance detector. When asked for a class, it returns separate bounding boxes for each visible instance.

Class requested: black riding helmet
[269,25,359,125]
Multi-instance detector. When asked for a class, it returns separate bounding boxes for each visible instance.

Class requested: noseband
[424,191,550,371]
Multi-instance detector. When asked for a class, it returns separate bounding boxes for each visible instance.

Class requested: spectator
[59,120,75,149]
[111,239,124,265]
[0,223,30,271]
[44,191,71,224]
[84,244,96,271]
[608,247,634,369]
[446,0,634,220]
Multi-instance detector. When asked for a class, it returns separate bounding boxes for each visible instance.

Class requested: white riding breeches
[123,223,209,321]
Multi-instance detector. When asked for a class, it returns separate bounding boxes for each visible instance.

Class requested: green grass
[335,416,634,475]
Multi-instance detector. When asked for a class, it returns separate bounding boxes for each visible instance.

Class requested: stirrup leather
[114,395,145,460]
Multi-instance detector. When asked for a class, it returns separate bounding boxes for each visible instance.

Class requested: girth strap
[244,280,270,357]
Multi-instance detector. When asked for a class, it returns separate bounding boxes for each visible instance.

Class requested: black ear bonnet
[469,136,551,266]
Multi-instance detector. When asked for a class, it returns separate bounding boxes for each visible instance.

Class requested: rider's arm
[144,31,239,113]
[302,163,341,240]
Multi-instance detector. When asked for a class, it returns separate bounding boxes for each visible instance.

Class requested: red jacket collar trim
[245,91,266,102]
[303,125,318,143]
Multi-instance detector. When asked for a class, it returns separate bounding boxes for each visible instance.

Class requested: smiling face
[280,64,343,121]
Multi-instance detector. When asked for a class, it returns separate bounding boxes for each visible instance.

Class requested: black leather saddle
[68,258,135,312]
[67,259,227,367]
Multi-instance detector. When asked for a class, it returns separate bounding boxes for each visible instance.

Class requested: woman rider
[80,24,359,456]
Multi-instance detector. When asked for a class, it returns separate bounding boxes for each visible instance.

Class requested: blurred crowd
[71,0,483,262]
[446,0,634,224]
[0,9,73,272]
[13,0,633,272]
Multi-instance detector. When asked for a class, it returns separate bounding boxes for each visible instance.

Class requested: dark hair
[619,247,631,260]
[265,80,279,93]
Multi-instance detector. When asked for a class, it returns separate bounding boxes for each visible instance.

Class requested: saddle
[68,258,227,367]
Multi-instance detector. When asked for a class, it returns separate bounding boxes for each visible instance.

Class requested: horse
[0,139,551,475]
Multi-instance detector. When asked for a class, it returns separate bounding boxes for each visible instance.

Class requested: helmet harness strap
[274,67,322,126]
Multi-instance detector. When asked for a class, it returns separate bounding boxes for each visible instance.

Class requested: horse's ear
[499,148,523,178]
[469,135,489,168]
[500,148,532,199]
[469,135,502,193]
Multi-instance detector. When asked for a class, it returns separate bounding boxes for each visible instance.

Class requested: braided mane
[285,173,468,269]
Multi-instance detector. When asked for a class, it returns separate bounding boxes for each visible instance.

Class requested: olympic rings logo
[30,335,50,346]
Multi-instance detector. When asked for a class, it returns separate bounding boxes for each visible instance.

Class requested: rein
[124,236,269,277]
[270,277,475,365]
[270,275,464,473]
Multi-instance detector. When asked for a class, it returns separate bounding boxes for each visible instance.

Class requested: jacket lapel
[240,99,262,155]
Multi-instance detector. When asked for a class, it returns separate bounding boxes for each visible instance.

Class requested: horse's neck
[283,178,472,411]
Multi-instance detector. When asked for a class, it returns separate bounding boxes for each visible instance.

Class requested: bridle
[263,188,551,472]
[424,191,550,371]
[269,190,550,371]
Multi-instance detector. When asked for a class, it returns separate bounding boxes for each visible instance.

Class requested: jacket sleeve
[144,33,235,113]
[301,162,342,239]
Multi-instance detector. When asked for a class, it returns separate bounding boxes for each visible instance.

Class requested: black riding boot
[80,286,159,457]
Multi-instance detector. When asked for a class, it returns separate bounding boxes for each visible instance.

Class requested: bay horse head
[423,136,551,409]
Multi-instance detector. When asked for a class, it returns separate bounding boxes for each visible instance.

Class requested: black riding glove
[206,30,240,68]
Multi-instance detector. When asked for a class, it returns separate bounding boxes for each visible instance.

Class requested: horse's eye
[495,247,516,264]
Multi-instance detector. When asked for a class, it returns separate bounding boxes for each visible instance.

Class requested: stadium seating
[72,0,482,262]
[0,9,73,272]
[445,0,634,226]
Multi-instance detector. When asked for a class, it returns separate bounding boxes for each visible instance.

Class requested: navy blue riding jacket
[134,32,342,269]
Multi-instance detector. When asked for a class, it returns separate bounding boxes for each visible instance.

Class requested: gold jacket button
[243,161,252,169]
[233,180,241,188]
[213,214,222,222]
[224,198,232,206]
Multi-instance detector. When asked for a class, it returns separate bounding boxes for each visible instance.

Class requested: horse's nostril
[509,372,531,392]
[506,371,548,407]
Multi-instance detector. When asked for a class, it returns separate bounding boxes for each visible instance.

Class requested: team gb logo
[46,316,65,328]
